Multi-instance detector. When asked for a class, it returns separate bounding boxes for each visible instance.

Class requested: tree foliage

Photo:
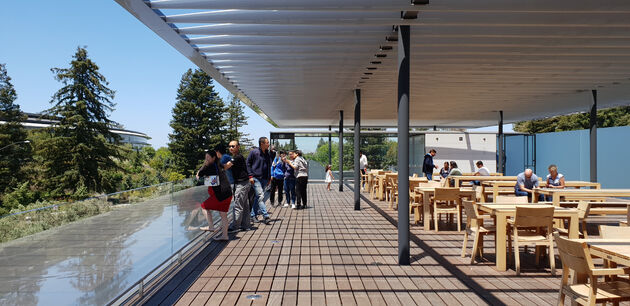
[168,69,226,176]
[225,94,253,148]
[0,64,31,200]
[36,47,125,197]
[514,106,630,134]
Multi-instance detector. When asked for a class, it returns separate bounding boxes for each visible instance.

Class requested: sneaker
[263,217,271,225]
[283,203,289,207]
[291,204,296,209]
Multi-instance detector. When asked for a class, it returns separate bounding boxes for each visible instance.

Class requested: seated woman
[545,164,565,201]
[439,161,450,178]
[447,161,463,187]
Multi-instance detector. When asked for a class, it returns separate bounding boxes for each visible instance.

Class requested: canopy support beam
[590,90,597,182]
[397,25,411,266]
[354,89,361,210]
[339,111,344,192]
[498,110,504,174]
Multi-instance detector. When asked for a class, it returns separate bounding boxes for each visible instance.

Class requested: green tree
[168,69,226,176]
[37,47,125,198]
[514,106,630,133]
[225,95,253,147]
[0,64,31,208]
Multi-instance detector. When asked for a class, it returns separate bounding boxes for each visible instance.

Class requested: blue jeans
[514,187,544,201]
[424,172,432,180]
[251,178,270,218]
[284,178,296,204]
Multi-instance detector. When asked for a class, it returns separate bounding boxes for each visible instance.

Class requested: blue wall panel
[598,126,630,188]
[535,130,589,182]
[504,135,526,176]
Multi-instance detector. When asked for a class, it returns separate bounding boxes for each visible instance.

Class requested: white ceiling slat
[117,0,630,128]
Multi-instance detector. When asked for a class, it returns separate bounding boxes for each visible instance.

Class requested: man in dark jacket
[422,149,438,180]
[246,137,273,224]
[225,140,251,231]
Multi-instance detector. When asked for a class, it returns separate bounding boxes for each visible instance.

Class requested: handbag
[214,164,233,201]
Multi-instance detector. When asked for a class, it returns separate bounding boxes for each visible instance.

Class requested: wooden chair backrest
[514,206,555,228]
[434,188,460,202]
[412,173,418,178]
[554,233,594,275]
[409,180,421,192]
[599,225,630,239]
[495,195,528,204]
[462,200,480,220]
[388,177,398,190]
[577,201,591,219]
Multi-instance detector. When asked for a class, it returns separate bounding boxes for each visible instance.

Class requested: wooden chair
[507,206,556,276]
[556,201,590,238]
[433,188,461,232]
[410,181,441,225]
[495,195,528,204]
[461,200,495,264]
[412,173,418,178]
[388,177,399,210]
[555,233,630,306]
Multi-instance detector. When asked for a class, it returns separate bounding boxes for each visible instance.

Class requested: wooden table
[415,187,476,231]
[533,188,630,206]
[481,180,602,203]
[451,176,519,188]
[572,239,630,266]
[478,203,579,271]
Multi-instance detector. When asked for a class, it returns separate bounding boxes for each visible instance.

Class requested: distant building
[0,112,151,149]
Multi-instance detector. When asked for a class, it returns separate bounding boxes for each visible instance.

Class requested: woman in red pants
[196,150,233,240]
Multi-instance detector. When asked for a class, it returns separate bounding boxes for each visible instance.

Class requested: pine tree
[225,94,253,147]
[0,64,30,195]
[168,69,226,175]
[37,47,124,197]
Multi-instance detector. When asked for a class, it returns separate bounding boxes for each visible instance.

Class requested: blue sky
[0,0,275,148]
[1,1,509,150]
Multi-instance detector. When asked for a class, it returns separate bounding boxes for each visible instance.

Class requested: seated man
[472,160,490,185]
[514,169,542,201]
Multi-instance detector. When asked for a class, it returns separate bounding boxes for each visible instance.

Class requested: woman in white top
[286,150,309,209]
[325,164,334,191]
[545,164,565,201]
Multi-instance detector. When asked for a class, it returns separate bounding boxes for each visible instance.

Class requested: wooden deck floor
[167,183,626,306]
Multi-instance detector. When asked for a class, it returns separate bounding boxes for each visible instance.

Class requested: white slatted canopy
[115,0,630,128]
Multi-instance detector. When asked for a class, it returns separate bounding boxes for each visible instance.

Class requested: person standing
[422,149,438,180]
[269,151,287,207]
[226,140,252,232]
[359,150,368,188]
[247,137,273,224]
[283,151,297,207]
[214,144,233,185]
[325,164,334,191]
[287,150,309,209]
[195,150,232,240]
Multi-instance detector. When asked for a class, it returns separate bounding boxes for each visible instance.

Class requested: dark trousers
[296,176,308,207]
[269,178,284,205]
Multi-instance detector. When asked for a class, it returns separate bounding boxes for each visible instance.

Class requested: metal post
[328,125,332,166]
[339,111,344,192]
[498,110,504,174]
[354,89,361,210]
[590,90,597,182]
[397,25,411,265]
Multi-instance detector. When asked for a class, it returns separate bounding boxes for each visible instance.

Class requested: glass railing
[0,179,230,305]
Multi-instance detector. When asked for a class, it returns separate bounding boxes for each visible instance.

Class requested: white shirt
[476,166,491,176]
[359,154,368,169]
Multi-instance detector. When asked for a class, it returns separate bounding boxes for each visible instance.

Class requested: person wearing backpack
[269,151,287,207]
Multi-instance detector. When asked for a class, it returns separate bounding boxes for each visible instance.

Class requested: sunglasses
[229,145,237,148]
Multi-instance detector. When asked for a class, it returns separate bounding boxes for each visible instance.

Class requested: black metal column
[354,89,361,210]
[498,110,504,174]
[590,90,597,182]
[328,125,332,166]
[397,25,411,265]
[339,111,344,192]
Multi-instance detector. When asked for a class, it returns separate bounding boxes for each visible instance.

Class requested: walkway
[173,184,490,305]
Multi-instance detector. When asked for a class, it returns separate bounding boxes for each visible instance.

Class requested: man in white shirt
[359,150,368,188]
[474,161,490,176]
